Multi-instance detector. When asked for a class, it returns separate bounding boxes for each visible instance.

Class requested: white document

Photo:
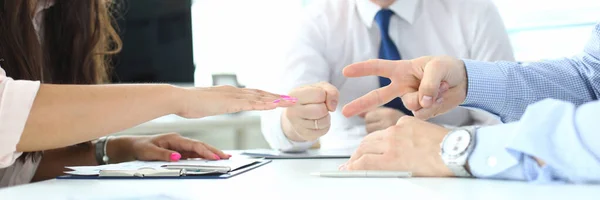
[64,158,262,175]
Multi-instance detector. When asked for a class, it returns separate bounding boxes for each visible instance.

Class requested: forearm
[462,58,597,122]
[31,143,96,182]
[30,136,137,182]
[468,99,600,183]
[18,84,182,152]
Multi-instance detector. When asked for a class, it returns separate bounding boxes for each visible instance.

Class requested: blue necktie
[374,9,412,116]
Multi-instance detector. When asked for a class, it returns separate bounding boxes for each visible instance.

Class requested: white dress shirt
[261,0,515,152]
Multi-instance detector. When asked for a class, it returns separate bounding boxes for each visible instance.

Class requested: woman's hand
[177,85,297,118]
[108,133,229,163]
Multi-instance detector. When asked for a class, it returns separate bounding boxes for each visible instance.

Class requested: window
[493,0,599,61]
[191,0,306,88]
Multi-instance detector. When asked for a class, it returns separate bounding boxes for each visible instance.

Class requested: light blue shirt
[462,23,600,183]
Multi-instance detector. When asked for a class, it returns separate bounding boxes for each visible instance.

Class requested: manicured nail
[331,100,338,109]
[227,154,233,158]
[338,164,347,171]
[273,99,281,103]
[281,95,291,98]
[421,96,433,107]
[170,152,181,161]
[283,97,298,101]
[213,154,221,160]
[436,97,444,104]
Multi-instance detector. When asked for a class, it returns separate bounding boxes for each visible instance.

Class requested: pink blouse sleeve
[0,66,40,168]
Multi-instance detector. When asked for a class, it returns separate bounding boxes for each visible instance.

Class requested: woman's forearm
[31,144,97,182]
[31,136,137,182]
[17,84,183,152]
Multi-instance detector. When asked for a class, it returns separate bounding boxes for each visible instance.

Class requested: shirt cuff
[0,80,41,168]
[468,122,559,182]
[468,123,525,180]
[462,59,508,117]
[260,108,316,152]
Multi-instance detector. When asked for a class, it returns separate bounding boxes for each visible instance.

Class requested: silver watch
[440,126,478,177]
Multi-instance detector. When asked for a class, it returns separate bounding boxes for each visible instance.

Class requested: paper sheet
[64,158,261,175]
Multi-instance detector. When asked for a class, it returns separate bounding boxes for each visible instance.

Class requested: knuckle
[396,116,412,125]
[372,90,382,104]
[428,58,444,69]
[386,125,401,133]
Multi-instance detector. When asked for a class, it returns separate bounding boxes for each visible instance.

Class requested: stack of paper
[64,158,264,176]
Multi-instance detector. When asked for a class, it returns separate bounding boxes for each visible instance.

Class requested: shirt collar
[355,0,419,28]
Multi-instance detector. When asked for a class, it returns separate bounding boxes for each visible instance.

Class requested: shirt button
[487,156,497,167]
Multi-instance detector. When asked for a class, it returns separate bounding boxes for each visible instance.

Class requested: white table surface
[1,157,599,200]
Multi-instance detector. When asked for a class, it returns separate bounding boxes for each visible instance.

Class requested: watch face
[442,130,471,157]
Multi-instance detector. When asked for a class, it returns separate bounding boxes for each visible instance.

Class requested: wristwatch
[440,126,478,177]
[95,136,111,165]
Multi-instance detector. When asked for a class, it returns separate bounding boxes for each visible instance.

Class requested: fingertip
[215,151,229,160]
[342,64,353,76]
[420,95,433,108]
[170,152,181,162]
[341,105,354,118]
[328,100,338,112]
[413,109,432,120]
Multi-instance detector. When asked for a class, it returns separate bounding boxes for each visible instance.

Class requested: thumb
[140,145,181,162]
[418,59,447,109]
[317,82,340,112]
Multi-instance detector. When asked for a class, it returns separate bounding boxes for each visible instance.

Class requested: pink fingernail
[227,154,233,158]
[281,95,292,98]
[213,154,221,160]
[283,97,298,101]
[273,99,281,103]
[170,152,181,161]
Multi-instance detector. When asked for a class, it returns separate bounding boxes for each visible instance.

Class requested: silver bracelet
[95,136,112,165]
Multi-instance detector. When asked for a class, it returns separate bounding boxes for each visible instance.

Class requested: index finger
[343,59,411,78]
[341,86,397,117]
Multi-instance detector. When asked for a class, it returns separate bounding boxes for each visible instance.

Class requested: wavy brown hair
[0,0,122,159]
[0,0,122,83]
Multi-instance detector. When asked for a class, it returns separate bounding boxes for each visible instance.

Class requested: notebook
[241,148,353,159]
[57,158,270,179]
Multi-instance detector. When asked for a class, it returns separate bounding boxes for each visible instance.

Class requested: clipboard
[57,159,271,180]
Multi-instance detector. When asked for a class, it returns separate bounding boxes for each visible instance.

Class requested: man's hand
[341,56,467,120]
[282,82,339,142]
[361,107,406,134]
[341,116,454,177]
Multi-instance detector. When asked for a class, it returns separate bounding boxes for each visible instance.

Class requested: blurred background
[111,0,600,150]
